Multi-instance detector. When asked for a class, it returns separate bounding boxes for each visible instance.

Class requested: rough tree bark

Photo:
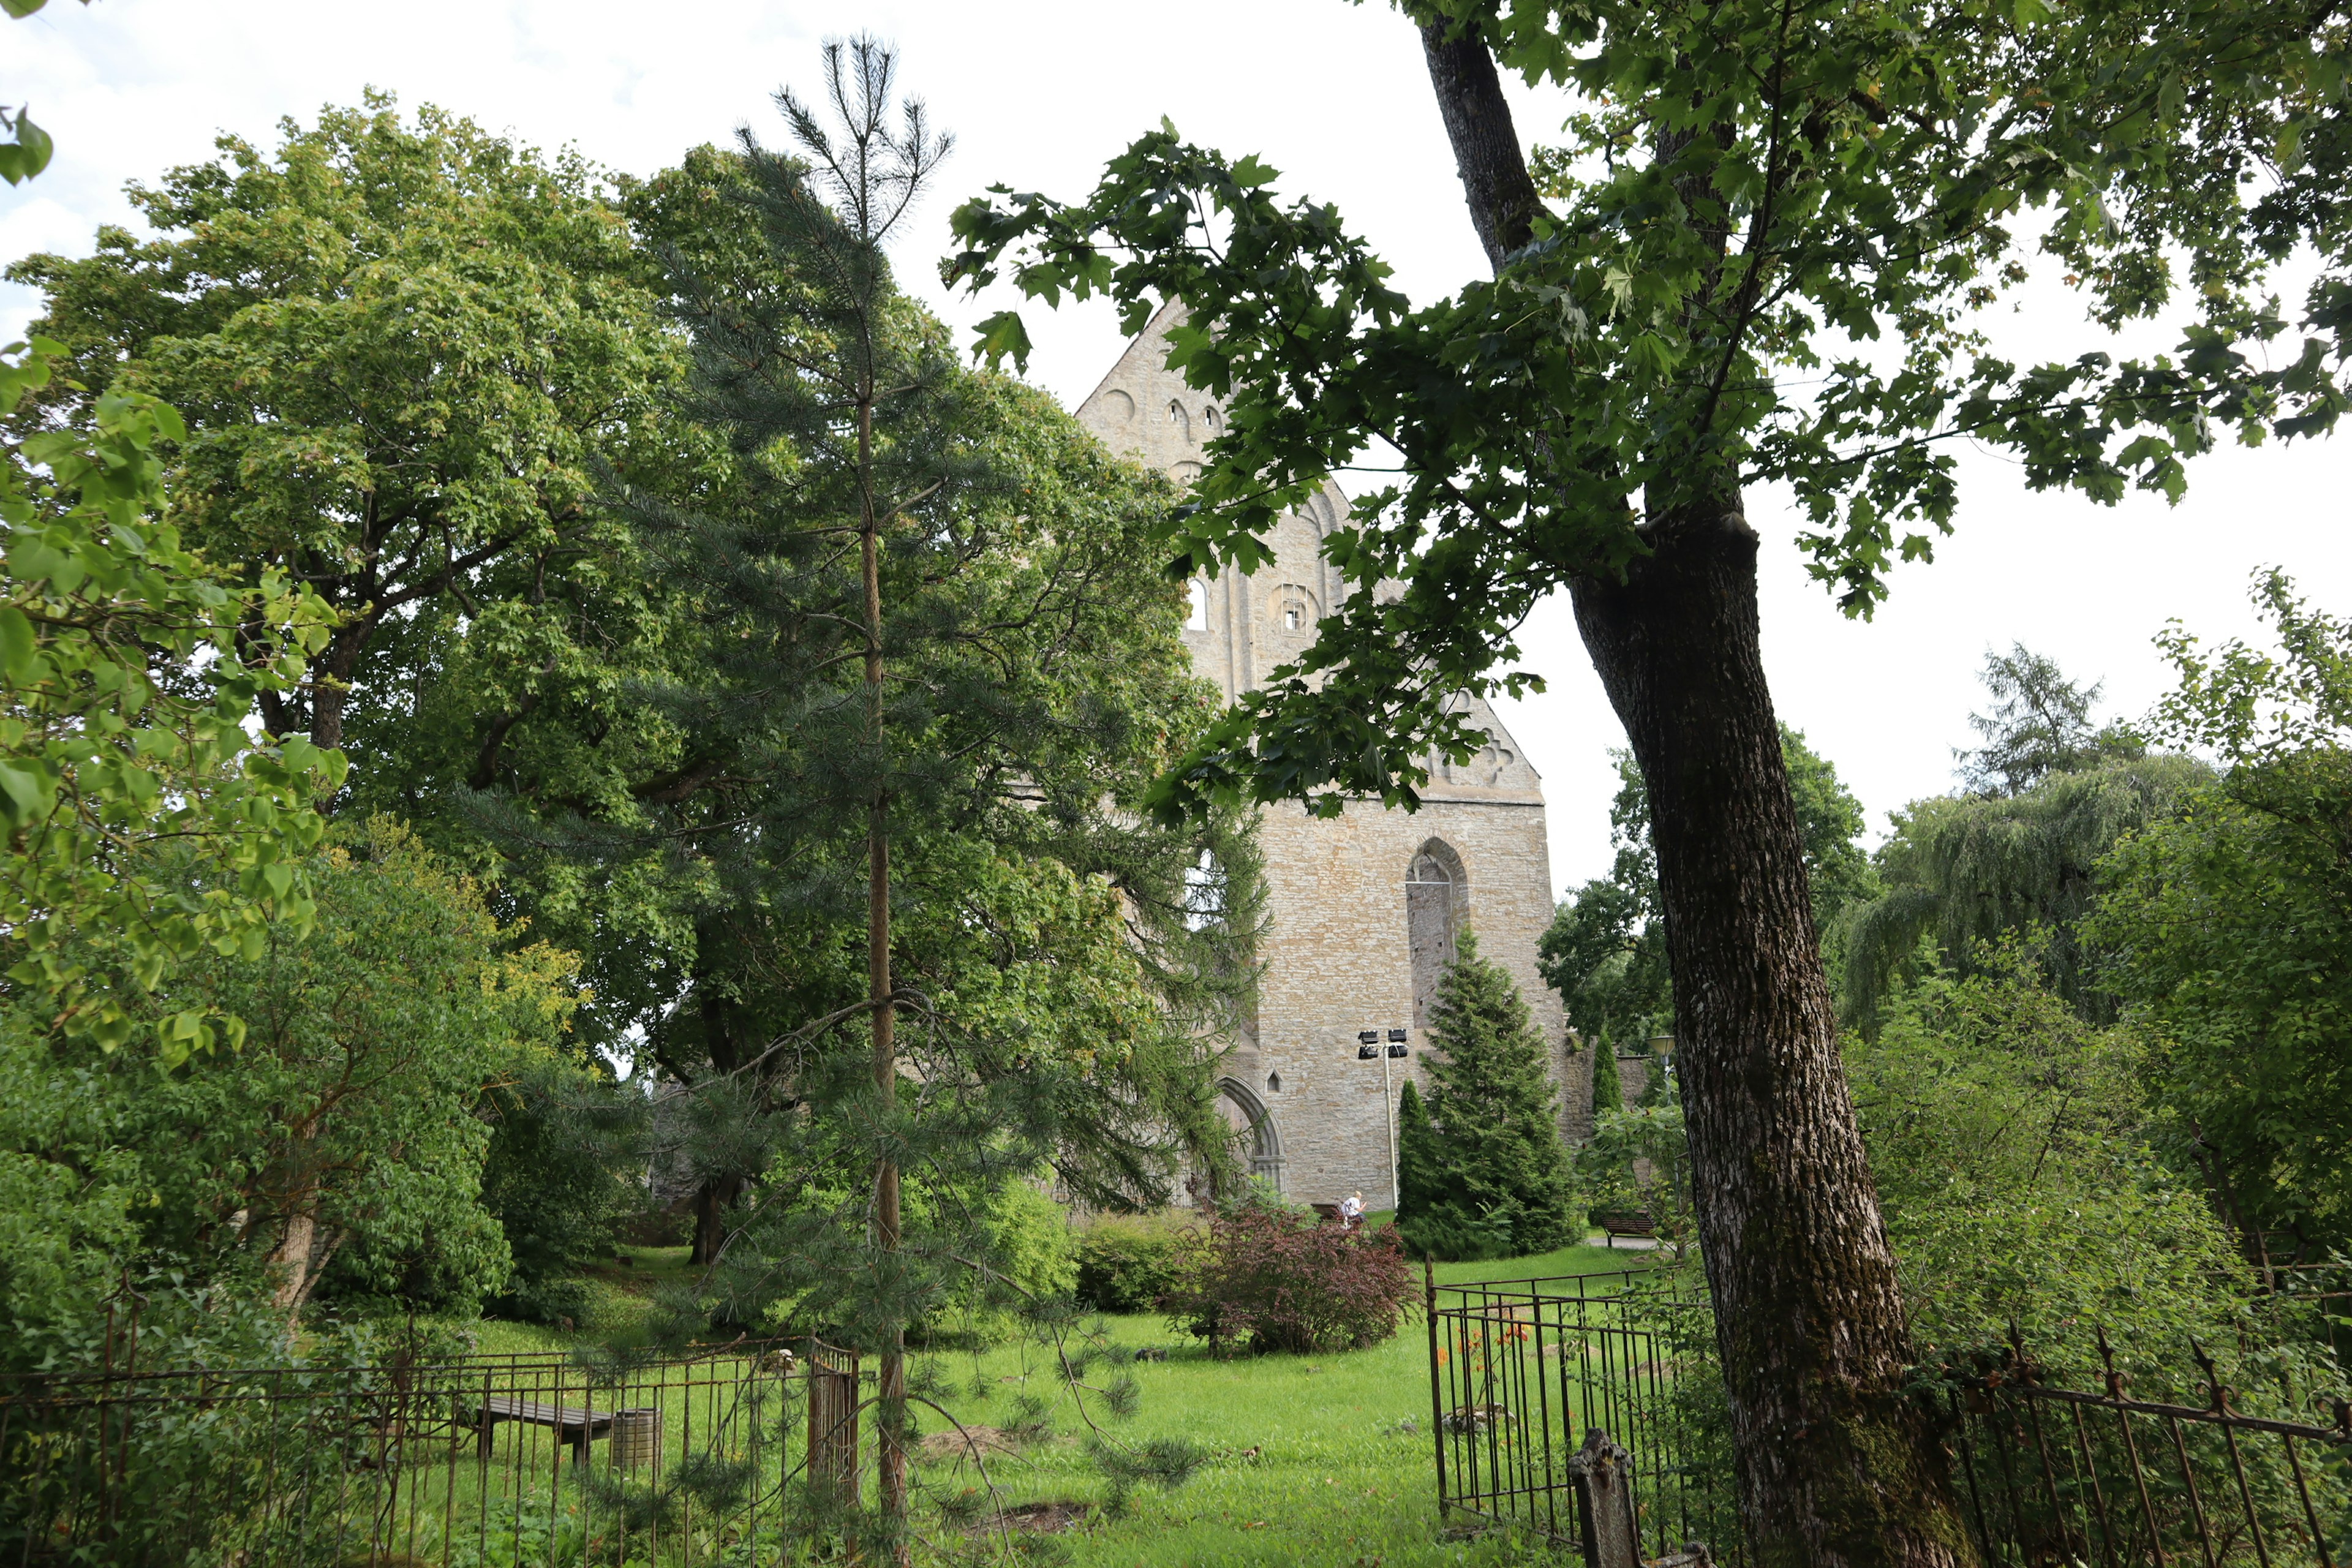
[1418,21,1969,1567]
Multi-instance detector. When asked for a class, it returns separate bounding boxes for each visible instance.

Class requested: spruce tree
[1408,931,1575,1257]
[1393,1079,1442,1226]
[1590,1038,1624,1117]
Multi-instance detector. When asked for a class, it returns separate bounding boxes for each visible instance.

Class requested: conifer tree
[1393,1079,1442,1226]
[597,43,1255,1553]
[1401,931,1575,1257]
[1590,1040,1624,1117]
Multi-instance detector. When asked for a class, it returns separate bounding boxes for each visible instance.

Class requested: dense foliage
[1394,932,1574,1260]
[7,96,684,772]
[1847,957,2257,1365]
[1542,727,1872,1047]
[601,84,1260,1360]
[1075,1219,1190,1314]
[2,100,708,1074]
[1841,649,2208,1027]
[2094,573,2352,1256]
[476,1064,646,1325]
[1,821,584,1365]
[0,342,341,1061]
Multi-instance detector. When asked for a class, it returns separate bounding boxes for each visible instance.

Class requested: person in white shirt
[1339,1191,1365,1230]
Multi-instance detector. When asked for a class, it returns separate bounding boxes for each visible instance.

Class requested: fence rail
[0,1338,869,1568]
[1423,1266,1735,1562]
[1945,1335,2352,1568]
[1424,1272,2352,1568]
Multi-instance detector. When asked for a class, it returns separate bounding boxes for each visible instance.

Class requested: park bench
[466,1395,655,1461]
[1593,1211,1656,1247]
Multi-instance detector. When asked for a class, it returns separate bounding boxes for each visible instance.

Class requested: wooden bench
[466,1395,652,1461]
[1593,1211,1656,1247]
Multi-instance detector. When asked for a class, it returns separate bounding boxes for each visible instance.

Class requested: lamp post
[1358,1027,1412,1212]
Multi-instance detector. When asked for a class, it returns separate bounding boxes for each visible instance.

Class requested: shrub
[1075,1223,1187,1314]
[1161,1202,1415,1355]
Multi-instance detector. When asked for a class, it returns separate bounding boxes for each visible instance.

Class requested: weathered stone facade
[1076,306,1591,1208]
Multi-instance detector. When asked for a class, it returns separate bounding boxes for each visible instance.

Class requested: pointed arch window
[1407,841,1467,1030]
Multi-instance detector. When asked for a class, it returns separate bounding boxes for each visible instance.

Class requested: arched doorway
[1215,1076,1283,1191]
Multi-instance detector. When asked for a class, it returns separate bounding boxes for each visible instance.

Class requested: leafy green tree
[1589,1036,1624,1115]
[1842,653,2207,1027]
[1581,1095,1697,1249]
[7,94,685,765]
[1395,932,1574,1260]
[2092,571,2352,1256]
[0,342,342,1061]
[1,820,581,1355]
[477,1062,647,1326]
[7,98,740,1069]
[946,0,2351,1545]
[1542,728,1871,1050]
[1394,1077,1442,1218]
[1956,645,2143,798]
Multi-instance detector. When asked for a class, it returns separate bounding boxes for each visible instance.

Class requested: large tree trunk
[1570,503,1965,1566]
[1418,23,1968,1567]
[690,1174,743,1267]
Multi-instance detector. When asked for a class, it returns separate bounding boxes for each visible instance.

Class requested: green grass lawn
[921,1240,1649,1568]
[462,1238,1665,1566]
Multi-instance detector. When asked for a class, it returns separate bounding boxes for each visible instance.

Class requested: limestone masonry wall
[1076,304,1593,1207]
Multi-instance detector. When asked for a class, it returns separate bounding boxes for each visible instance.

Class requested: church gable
[1076,303,1542,802]
[1073,302,1583,1205]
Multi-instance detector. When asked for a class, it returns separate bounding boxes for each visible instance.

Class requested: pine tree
[1589,1038,1624,1117]
[603,42,1258,1551]
[1403,931,1576,1257]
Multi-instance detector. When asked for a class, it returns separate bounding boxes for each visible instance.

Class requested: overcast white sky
[7,0,2347,895]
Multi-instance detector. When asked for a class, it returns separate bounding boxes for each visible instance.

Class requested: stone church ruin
[1075,306,1593,1209]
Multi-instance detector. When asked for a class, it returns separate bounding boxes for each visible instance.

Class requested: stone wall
[1076,303,1590,1208]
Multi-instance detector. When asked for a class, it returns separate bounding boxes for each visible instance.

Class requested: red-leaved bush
[1161,1204,1417,1355]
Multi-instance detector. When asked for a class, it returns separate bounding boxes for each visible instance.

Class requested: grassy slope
[473,1239,1664,1566]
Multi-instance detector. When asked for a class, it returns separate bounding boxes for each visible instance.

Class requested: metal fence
[1425,1273,2352,1568]
[1423,1267,1735,1561]
[0,1338,872,1568]
[1945,1333,2352,1567]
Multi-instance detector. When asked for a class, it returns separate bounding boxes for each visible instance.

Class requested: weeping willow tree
[1842,754,2211,1027]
